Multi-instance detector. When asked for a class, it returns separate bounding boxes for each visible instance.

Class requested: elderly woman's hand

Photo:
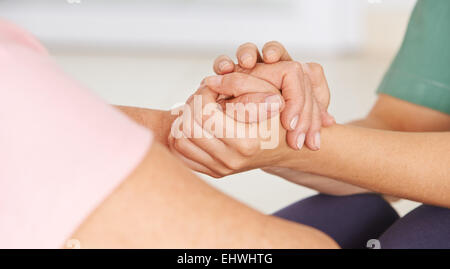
[168,84,292,178]
[167,63,317,177]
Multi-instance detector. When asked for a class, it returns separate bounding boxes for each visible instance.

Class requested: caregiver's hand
[203,61,325,151]
[213,41,335,150]
[168,70,315,177]
[213,42,367,195]
[168,84,291,178]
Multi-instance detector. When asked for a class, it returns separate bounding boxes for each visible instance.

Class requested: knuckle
[228,73,248,92]
[240,94,250,104]
[297,124,310,134]
[223,74,239,90]
[297,117,312,132]
[198,86,211,95]
[173,138,186,152]
[224,158,244,170]
[310,126,321,135]
[236,140,259,157]
[214,166,233,176]
[288,61,304,73]
[309,62,324,75]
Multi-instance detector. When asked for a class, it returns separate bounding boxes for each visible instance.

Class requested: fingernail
[265,49,276,60]
[296,133,305,150]
[314,132,321,149]
[264,95,282,111]
[240,53,252,66]
[205,75,223,87]
[290,115,299,130]
[218,61,231,72]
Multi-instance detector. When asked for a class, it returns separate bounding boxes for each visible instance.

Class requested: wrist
[116,105,176,147]
[160,110,177,143]
[276,124,342,173]
[152,109,177,147]
[276,145,311,171]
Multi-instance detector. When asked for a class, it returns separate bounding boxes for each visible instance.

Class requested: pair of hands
[168,41,335,178]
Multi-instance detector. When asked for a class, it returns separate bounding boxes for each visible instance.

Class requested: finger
[187,120,245,171]
[168,136,221,177]
[285,74,313,150]
[278,62,305,132]
[303,62,334,126]
[213,55,236,75]
[187,96,265,158]
[176,152,221,178]
[236,42,262,69]
[221,92,284,123]
[172,134,231,176]
[202,73,282,123]
[203,72,279,97]
[322,111,336,127]
[183,86,220,134]
[179,95,254,175]
[184,85,276,134]
[183,90,263,169]
[236,61,307,130]
[262,41,292,63]
[305,100,322,151]
[184,85,271,146]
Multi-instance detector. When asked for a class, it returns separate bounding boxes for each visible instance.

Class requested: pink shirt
[0,20,153,248]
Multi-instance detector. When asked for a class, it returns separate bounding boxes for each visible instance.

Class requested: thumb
[220,92,284,123]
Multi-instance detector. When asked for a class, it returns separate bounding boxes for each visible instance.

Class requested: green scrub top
[377,0,450,114]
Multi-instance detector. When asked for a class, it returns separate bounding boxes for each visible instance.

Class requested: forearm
[116,105,177,147]
[262,116,394,193]
[281,124,450,207]
[72,142,338,248]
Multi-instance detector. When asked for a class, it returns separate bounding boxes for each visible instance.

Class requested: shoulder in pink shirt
[0,20,153,248]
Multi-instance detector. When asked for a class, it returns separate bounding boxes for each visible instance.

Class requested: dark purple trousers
[273,193,450,249]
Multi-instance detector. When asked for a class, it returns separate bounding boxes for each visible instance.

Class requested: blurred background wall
[0,0,419,215]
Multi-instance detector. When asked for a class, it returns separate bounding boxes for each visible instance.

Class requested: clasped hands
[168,42,335,178]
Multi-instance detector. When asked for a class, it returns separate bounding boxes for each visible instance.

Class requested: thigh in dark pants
[274,194,450,249]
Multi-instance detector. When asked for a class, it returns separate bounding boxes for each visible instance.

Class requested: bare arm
[70,141,338,248]
[210,42,450,197]
[280,124,450,208]
[284,94,450,204]
[170,72,450,208]
[265,94,450,196]
[115,106,176,147]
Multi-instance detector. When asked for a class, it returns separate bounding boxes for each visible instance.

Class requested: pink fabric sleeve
[0,20,153,248]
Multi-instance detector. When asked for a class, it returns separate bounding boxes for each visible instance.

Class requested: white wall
[0,0,364,54]
[0,0,420,215]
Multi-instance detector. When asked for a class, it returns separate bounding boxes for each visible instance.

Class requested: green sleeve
[377,0,450,114]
